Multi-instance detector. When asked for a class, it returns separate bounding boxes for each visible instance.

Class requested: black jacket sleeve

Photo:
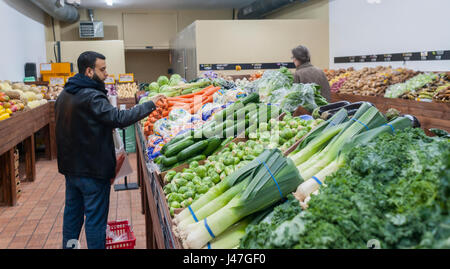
[88,92,156,129]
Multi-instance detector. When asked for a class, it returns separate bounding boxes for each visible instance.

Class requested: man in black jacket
[56,51,165,249]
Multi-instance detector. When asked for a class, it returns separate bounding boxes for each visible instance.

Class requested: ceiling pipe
[29,0,80,23]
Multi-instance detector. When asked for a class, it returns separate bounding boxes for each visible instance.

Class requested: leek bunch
[174,149,303,249]
[289,102,413,202]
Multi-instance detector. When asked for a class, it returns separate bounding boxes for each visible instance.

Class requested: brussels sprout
[194,166,207,178]
[171,193,184,203]
[281,128,294,140]
[183,191,195,200]
[178,186,189,194]
[219,172,227,181]
[212,174,221,184]
[183,168,194,174]
[192,176,202,185]
[185,198,193,206]
[246,140,257,148]
[165,170,177,183]
[249,132,259,140]
[170,207,175,217]
[186,181,195,189]
[223,157,234,166]
[194,193,201,201]
[214,162,225,174]
[244,147,254,156]
[259,122,269,132]
[173,177,188,187]
[181,173,195,181]
[202,176,212,185]
[210,172,220,184]
[228,142,237,150]
[233,157,240,165]
[224,166,234,177]
[170,201,181,209]
[163,184,172,195]
[196,184,209,194]
[283,113,293,121]
[237,142,245,148]
[222,147,231,153]
[208,155,218,162]
[189,161,199,169]
[279,137,287,145]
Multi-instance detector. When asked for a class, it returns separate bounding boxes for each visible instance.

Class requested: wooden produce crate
[331,93,450,133]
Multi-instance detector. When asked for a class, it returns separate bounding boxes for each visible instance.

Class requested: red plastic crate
[106,220,136,249]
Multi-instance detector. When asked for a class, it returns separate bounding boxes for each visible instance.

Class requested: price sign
[119,73,134,83]
[40,63,52,72]
[105,75,116,84]
[49,77,65,86]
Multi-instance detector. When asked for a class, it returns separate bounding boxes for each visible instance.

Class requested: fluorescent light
[106,0,113,6]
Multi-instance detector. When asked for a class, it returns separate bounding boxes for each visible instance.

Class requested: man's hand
[110,153,126,185]
[151,94,168,106]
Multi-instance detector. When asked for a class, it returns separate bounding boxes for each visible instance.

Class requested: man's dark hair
[292,45,311,63]
[77,51,106,75]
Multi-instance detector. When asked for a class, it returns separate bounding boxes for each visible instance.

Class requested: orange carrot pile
[167,85,220,114]
[144,98,169,136]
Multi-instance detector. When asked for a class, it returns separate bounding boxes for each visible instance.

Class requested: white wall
[0,0,47,81]
[330,0,450,71]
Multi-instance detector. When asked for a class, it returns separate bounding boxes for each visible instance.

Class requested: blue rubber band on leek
[351,118,370,130]
[312,176,322,185]
[258,160,283,199]
[204,218,216,239]
[188,205,199,222]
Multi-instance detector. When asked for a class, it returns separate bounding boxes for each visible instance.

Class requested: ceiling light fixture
[106,0,113,6]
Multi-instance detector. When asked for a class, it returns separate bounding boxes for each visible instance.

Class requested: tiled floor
[0,153,146,249]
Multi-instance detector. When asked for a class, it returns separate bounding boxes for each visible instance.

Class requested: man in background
[292,45,331,101]
[55,51,166,249]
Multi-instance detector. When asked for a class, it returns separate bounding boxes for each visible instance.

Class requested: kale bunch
[240,128,449,249]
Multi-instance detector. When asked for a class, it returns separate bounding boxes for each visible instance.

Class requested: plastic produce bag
[112,129,133,184]
[280,84,319,113]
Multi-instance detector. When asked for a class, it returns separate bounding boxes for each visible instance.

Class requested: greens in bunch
[252,68,293,102]
[240,128,449,249]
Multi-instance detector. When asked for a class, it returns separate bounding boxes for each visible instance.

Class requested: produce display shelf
[135,123,182,249]
[0,102,57,206]
[135,110,316,249]
[331,93,450,134]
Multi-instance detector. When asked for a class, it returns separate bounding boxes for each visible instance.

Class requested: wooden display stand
[0,102,57,206]
[135,123,182,249]
[330,93,450,133]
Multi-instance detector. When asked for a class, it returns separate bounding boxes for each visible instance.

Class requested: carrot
[204,86,220,96]
[162,111,169,117]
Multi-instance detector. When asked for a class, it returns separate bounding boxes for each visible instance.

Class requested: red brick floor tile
[0,154,146,249]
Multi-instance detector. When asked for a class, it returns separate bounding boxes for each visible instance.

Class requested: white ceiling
[78,0,257,9]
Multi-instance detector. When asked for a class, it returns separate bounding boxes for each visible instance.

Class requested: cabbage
[157,76,170,86]
[139,96,151,104]
[159,85,170,93]
[148,82,160,92]
[169,74,182,86]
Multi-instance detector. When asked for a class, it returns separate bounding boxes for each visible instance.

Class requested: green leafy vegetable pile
[240,128,449,249]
